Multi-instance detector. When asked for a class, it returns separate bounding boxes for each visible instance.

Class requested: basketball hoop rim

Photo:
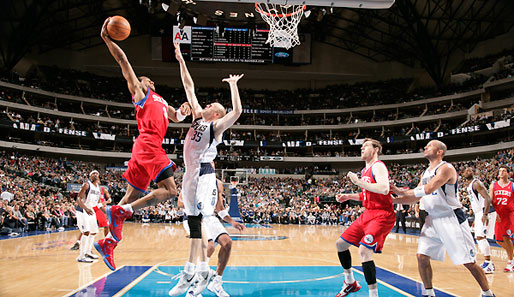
[255,3,306,18]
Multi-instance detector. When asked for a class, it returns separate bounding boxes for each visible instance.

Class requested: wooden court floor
[0,223,512,297]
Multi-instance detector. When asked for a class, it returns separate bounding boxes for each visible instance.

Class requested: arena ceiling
[2,0,514,86]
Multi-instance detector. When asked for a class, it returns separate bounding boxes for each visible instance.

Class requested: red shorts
[341,209,396,253]
[495,214,514,241]
[93,206,109,228]
[122,140,175,192]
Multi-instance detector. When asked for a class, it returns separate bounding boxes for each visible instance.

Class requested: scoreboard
[171,26,308,64]
[190,27,274,63]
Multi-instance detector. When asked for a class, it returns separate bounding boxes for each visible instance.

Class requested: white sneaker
[169,271,196,296]
[86,253,99,260]
[191,269,215,296]
[481,262,495,274]
[77,257,94,263]
[207,275,230,297]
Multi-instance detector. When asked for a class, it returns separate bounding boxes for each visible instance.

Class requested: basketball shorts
[76,210,99,234]
[495,214,514,241]
[473,211,496,239]
[93,206,109,228]
[122,141,176,193]
[204,215,229,243]
[418,209,476,265]
[182,163,217,217]
[340,209,396,253]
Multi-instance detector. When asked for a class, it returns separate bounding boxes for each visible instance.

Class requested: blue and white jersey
[184,118,219,168]
[420,161,462,217]
[467,179,485,215]
[85,180,101,209]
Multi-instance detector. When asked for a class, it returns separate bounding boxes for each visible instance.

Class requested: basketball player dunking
[94,17,192,271]
[169,42,243,297]
[335,138,396,297]
[486,165,514,273]
[392,140,495,297]
[463,167,496,273]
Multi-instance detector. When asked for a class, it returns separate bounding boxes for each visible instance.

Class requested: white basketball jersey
[85,181,101,208]
[184,118,220,167]
[467,179,484,215]
[420,161,462,217]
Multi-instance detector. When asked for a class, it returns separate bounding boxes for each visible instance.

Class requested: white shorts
[418,211,476,265]
[182,164,218,217]
[182,216,228,243]
[474,212,496,239]
[204,215,228,242]
[76,210,99,234]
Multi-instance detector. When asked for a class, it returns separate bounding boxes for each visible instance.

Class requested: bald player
[392,140,495,297]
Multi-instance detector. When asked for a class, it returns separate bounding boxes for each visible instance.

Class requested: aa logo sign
[173,26,192,44]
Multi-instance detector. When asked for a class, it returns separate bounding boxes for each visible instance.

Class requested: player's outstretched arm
[214,74,244,138]
[168,102,191,123]
[399,163,455,202]
[347,162,390,195]
[335,193,361,202]
[174,43,202,118]
[100,18,144,101]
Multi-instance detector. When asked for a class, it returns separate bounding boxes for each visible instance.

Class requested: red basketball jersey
[492,181,514,219]
[359,160,394,212]
[133,87,169,146]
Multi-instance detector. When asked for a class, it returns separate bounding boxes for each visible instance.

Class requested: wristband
[218,209,229,219]
[176,109,187,121]
[414,186,427,197]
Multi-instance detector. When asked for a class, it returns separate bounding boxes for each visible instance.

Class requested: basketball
[107,16,131,41]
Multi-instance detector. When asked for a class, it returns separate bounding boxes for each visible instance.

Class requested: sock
[184,261,195,275]
[79,234,89,258]
[362,260,377,286]
[508,260,513,265]
[122,204,133,213]
[344,269,355,284]
[197,261,209,272]
[206,257,210,264]
[423,288,435,296]
[369,288,378,297]
[88,234,96,254]
[76,240,80,244]
[482,290,494,296]
[338,250,352,269]
[477,239,491,257]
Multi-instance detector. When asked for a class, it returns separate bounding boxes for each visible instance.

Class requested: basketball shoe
[481,261,495,274]
[191,269,216,296]
[169,271,196,296]
[70,241,80,250]
[207,274,230,297]
[504,264,514,272]
[76,256,93,263]
[94,238,117,271]
[335,280,361,297]
[106,205,132,242]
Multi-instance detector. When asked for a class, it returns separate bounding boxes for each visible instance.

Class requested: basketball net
[255,3,306,49]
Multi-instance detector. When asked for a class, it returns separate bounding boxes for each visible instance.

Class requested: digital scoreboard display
[190,27,274,63]
[172,26,303,64]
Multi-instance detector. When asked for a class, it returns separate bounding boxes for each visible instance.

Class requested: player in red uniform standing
[334,138,396,297]
[94,17,191,271]
[486,165,514,272]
